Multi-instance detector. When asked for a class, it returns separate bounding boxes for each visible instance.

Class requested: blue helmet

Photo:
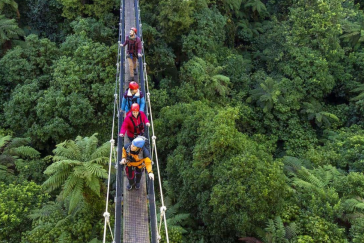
[132,137,145,148]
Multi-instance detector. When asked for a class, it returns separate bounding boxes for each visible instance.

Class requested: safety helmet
[132,137,145,148]
[131,103,140,112]
[129,81,139,90]
[131,27,137,34]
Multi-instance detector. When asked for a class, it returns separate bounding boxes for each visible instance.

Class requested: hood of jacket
[127,89,140,97]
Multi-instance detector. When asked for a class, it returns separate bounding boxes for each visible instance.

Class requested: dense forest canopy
[1,0,364,242]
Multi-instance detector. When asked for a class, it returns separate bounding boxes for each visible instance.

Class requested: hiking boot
[128,76,134,82]
[135,183,141,190]
[133,69,137,77]
[126,184,133,191]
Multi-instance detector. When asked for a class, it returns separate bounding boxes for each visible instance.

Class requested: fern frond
[86,175,101,196]
[84,162,108,178]
[11,146,40,158]
[274,216,286,239]
[62,174,81,199]
[58,231,71,243]
[43,168,72,192]
[90,142,110,161]
[89,157,109,165]
[296,167,325,188]
[73,165,91,180]
[68,180,84,213]
[53,141,82,161]
[28,202,62,221]
[285,222,297,239]
[0,135,11,148]
[44,160,81,175]
[5,137,30,150]
[85,134,99,160]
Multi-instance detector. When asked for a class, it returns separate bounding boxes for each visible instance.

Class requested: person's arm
[139,96,146,112]
[120,147,127,164]
[122,37,129,46]
[120,118,129,136]
[144,157,153,174]
[137,37,142,54]
[122,147,127,159]
[121,96,126,112]
[141,111,150,124]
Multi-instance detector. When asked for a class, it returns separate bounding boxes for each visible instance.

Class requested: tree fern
[259,216,297,243]
[0,15,23,44]
[0,0,20,17]
[301,99,339,127]
[0,135,11,149]
[351,84,364,102]
[28,201,62,221]
[43,134,109,213]
[0,135,40,180]
[249,77,283,113]
[12,146,40,158]
[68,180,84,213]
[84,134,99,160]
[341,19,364,49]
[53,140,82,161]
[244,0,267,15]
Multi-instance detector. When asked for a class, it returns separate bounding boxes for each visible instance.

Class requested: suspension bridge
[102,0,169,242]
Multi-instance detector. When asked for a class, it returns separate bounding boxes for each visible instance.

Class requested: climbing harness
[129,114,145,137]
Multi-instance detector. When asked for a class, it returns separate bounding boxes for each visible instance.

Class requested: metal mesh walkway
[122,0,150,242]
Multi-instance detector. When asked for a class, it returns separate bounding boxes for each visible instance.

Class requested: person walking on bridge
[119,103,150,144]
[121,81,145,114]
[120,27,142,81]
[120,136,154,190]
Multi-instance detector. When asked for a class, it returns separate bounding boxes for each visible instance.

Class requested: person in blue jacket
[121,81,146,114]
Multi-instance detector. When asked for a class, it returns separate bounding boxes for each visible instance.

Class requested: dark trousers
[125,166,143,185]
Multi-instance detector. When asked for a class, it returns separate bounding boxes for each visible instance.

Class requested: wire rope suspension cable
[102,1,124,242]
[137,0,169,239]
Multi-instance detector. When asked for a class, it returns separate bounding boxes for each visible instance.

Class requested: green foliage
[249,77,283,113]
[25,0,66,42]
[0,134,44,184]
[156,0,195,43]
[174,57,230,103]
[182,7,226,59]
[0,181,49,243]
[0,0,19,18]
[300,99,339,127]
[260,216,297,243]
[57,0,116,21]
[1,0,364,241]
[0,14,24,44]
[42,134,109,213]
[2,31,115,149]
[351,84,364,102]
[22,199,107,243]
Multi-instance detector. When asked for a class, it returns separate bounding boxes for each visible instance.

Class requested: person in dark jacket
[121,81,146,114]
[120,136,154,190]
[119,103,150,144]
[120,27,142,81]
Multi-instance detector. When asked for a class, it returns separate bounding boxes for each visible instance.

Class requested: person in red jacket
[120,27,142,81]
[119,103,150,144]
